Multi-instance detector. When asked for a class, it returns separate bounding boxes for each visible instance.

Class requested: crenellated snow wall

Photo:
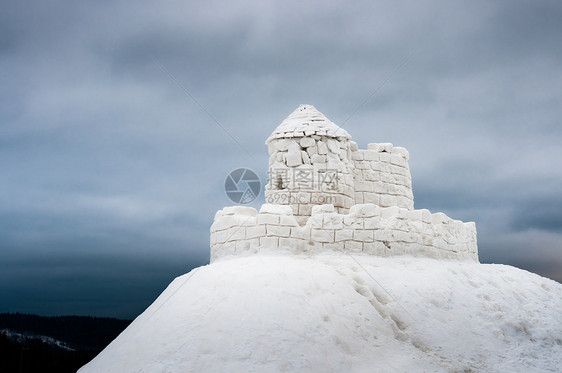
[210,204,477,262]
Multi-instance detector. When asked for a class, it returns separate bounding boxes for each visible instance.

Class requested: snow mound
[80,254,562,372]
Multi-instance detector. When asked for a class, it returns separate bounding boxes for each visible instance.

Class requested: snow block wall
[351,142,414,210]
[211,104,478,262]
[210,204,477,262]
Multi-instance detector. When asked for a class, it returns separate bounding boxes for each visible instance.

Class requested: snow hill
[80,252,562,372]
[81,105,561,371]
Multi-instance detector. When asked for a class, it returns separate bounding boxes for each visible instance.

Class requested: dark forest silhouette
[0,313,131,373]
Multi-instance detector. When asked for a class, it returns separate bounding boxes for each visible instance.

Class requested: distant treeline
[0,312,131,373]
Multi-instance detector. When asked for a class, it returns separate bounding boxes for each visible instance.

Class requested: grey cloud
[479,229,562,283]
[0,250,208,318]
[511,197,562,233]
[1,0,561,318]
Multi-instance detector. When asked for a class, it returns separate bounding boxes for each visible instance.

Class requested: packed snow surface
[81,253,562,372]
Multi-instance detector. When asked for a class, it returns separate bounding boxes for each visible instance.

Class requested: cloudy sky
[1,0,561,319]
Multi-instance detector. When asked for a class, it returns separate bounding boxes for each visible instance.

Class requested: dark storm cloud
[511,197,562,233]
[479,229,562,283]
[1,0,561,317]
[0,249,209,318]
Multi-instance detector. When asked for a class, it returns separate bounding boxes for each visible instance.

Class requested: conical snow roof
[266,104,351,144]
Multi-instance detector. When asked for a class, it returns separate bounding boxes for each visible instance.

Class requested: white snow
[80,253,562,372]
[266,104,351,142]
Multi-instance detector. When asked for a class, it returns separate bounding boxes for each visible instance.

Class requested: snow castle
[210,105,478,262]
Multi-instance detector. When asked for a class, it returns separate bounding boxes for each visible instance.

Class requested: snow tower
[211,105,477,262]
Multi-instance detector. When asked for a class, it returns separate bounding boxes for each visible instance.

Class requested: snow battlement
[211,104,478,262]
[210,204,477,262]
